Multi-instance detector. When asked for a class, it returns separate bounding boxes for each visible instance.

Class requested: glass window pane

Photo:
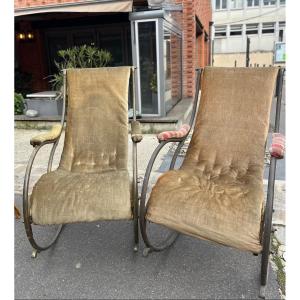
[216,0,220,9]
[248,0,260,6]
[246,23,259,34]
[262,22,275,34]
[222,0,227,9]
[215,25,227,37]
[164,28,182,113]
[231,0,243,9]
[230,24,242,35]
[99,30,124,66]
[138,22,158,115]
[73,32,95,47]
[264,0,276,5]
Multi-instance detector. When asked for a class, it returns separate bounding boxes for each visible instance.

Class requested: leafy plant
[15,69,32,96]
[150,73,157,93]
[14,92,25,115]
[49,45,112,90]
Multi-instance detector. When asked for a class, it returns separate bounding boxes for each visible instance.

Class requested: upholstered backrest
[182,67,278,178]
[59,67,131,173]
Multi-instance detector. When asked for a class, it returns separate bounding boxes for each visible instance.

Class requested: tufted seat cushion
[146,67,279,253]
[147,167,264,253]
[30,67,133,225]
[31,169,132,225]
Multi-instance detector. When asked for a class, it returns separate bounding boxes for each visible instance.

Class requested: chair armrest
[30,124,63,146]
[269,133,285,159]
[157,124,190,142]
[131,120,143,143]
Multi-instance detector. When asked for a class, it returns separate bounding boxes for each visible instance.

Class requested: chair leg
[260,248,270,299]
[31,248,38,259]
[133,217,139,252]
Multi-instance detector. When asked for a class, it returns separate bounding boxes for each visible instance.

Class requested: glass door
[135,20,160,116]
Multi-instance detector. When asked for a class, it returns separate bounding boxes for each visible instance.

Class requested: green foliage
[150,73,157,93]
[49,45,112,90]
[14,92,25,115]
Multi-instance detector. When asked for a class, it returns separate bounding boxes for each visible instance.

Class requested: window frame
[215,0,228,11]
[246,23,259,35]
[229,24,243,36]
[230,0,244,10]
[247,0,260,7]
[263,0,277,7]
[214,25,227,38]
[262,22,275,34]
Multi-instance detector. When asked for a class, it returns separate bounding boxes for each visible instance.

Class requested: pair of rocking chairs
[23,66,284,299]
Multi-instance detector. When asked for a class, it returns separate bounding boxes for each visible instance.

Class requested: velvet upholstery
[31,67,132,225]
[146,67,279,253]
[30,124,63,146]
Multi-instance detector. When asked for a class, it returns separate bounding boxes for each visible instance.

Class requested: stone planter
[24,98,63,116]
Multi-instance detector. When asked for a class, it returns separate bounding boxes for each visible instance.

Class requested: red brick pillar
[182,0,196,99]
[170,35,180,99]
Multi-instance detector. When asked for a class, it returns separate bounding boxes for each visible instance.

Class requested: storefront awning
[15,0,133,17]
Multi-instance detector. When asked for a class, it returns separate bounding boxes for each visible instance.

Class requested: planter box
[24,98,63,116]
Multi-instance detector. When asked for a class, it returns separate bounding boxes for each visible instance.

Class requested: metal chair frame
[23,67,140,258]
[139,67,285,299]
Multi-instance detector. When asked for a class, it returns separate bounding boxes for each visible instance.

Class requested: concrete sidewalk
[14,130,283,299]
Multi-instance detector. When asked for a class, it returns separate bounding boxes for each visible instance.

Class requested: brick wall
[181,0,212,98]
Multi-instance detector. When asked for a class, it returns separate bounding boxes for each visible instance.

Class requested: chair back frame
[23,66,140,256]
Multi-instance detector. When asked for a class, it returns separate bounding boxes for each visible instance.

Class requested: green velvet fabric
[30,67,133,225]
[147,67,279,253]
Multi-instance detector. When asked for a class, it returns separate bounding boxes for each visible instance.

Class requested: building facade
[15,0,212,117]
[211,0,285,67]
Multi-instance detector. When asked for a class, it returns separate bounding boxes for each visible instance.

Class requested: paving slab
[15,194,280,300]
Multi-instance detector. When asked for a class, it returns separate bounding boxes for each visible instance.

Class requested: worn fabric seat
[30,67,133,225]
[31,169,132,225]
[146,67,278,254]
[147,167,263,253]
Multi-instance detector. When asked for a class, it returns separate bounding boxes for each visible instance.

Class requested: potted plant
[49,45,112,90]
[14,92,25,115]
[24,45,112,117]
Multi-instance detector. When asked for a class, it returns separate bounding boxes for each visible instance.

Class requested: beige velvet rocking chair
[139,67,285,299]
[23,67,142,258]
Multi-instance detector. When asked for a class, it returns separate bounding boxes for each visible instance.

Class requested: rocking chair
[139,67,285,299]
[23,67,142,258]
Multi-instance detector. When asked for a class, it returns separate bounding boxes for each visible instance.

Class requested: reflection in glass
[138,22,158,115]
[164,28,182,113]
